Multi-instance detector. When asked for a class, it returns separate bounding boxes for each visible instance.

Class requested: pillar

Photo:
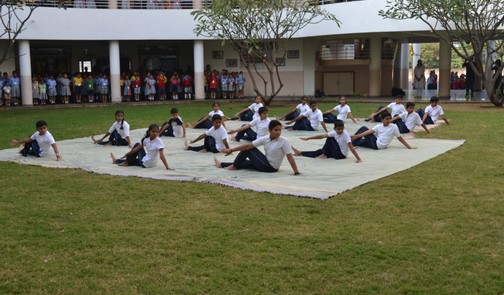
[19,40,33,106]
[193,40,205,100]
[108,0,117,9]
[303,39,316,96]
[192,0,202,8]
[109,41,121,103]
[399,43,410,90]
[369,37,382,97]
[439,39,451,99]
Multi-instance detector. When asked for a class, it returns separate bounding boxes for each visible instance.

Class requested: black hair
[115,110,125,130]
[268,120,282,130]
[309,100,317,106]
[258,106,268,114]
[211,114,222,122]
[380,111,392,120]
[395,95,404,99]
[141,123,159,145]
[212,102,220,107]
[406,102,415,108]
[430,96,439,103]
[170,108,179,114]
[35,120,47,128]
[333,119,344,129]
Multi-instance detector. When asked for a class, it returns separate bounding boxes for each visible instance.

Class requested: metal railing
[35,0,358,10]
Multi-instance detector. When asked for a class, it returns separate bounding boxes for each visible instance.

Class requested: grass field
[1,100,503,294]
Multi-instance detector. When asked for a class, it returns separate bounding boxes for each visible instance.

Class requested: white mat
[0,120,464,200]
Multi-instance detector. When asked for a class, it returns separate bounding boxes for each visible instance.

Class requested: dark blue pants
[301,137,346,159]
[21,140,41,157]
[115,142,146,166]
[416,109,434,125]
[323,113,337,123]
[160,122,174,137]
[352,126,378,150]
[393,117,410,133]
[285,111,299,121]
[373,106,385,122]
[291,117,314,131]
[188,136,219,153]
[239,109,254,121]
[99,130,128,146]
[221,147,277,172]
[235,125,257,141]
[194,117,212,129]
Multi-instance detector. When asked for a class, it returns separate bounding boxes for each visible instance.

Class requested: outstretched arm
[421,123,430,134]
[10,137,33,146]
[234,108,249,117]
[228,123,252,135]
[190,133,207,144]
[397,136,415,149]
[285,114,305,125]
[181,124,187,138]
[347,142,362,163]
[159,148,171,170]
[320,121,328,133]
[286,153,300,175]
[441,115,450,125]
[222,142,255,155]
[51,143,62,161]
[348,112,357,124]
[194,115,210,127]
[300,133,328,141]
[351,129,375,140]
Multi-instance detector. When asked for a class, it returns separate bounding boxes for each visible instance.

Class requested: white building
[0,0,454,105]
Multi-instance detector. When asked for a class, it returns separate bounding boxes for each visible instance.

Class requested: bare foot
[230,136,238,142]
[224,165,237,171]
[291,146,302,156]
[110,153,117,163]
[198,148,208,153]
[316,154,328,159]
[214,157,222,168]
[183,140,189,150]
[91,136,98,144]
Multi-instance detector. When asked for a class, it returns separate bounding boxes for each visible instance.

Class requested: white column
[400,43,410,90]
[303,39,316,96]
[439,40,451,99]
[19,40,33,106]
[194,40,205,100]
[109,41,121,103]
[369,37,382,97]
[412,43,421,71]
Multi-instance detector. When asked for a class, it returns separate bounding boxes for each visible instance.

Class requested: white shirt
[249,117,271,138]
[398,111,423,131]
[253,135,292,169]
[387,102,406,117]
[302,108,324,130]
[372,124,401,149]
[333,104,352,120]
[108,120,130,139]
[30,130,56,157]
[425,105,444,121]
[327,130,351,156]
[168,116,184,138]
[296,103,310,114]
[208,110,224,117]
[205,126,228,152]
[141,136,164,168]
[248,102,263,119]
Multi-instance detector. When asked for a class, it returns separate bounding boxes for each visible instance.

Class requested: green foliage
[192,0,340,105]
[380,0,504,106]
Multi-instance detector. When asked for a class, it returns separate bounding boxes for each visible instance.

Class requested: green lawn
[1,100,503,294]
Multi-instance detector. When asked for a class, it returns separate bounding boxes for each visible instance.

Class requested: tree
[0,0,44,67]
[379,0,504,106]
[192,0,340,105]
